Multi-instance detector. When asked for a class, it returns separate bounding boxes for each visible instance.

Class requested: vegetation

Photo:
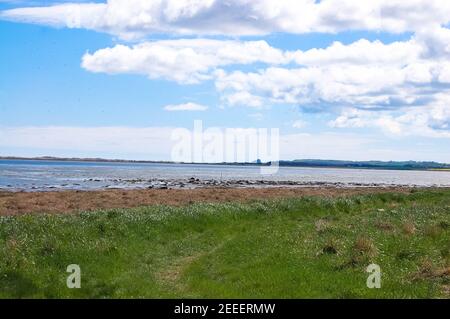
[0,189,449,298]
[278,159,450,170]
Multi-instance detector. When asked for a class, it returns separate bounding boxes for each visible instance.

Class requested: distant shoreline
[1,156,449,171]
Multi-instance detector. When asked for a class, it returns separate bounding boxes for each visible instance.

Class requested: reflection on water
[1,159,450,191]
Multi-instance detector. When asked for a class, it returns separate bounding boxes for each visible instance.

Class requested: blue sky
[1,1,450,162]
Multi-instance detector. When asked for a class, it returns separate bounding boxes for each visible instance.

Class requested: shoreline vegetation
[0,186,423,216]
[1,156,450,171]
[0,188,448,298]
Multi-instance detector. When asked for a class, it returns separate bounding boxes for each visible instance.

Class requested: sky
[0,0,450,163]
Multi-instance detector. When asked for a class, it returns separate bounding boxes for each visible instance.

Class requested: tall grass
[0,189,449,298]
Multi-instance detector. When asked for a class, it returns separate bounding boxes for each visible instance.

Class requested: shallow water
[0,159,449,191]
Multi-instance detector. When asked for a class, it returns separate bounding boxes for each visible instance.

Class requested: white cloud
[211,31,450,138]
[82,39,288,84]
[214,31,450,135]
[1,3,106,30]
[220,90,264,108]
[3,0,450,38]
[292,120,307,129]
[216,65,413,107]
[164,102,208,111]
[80,35,449,112]
[329,99,450,138]
[4,1,450,140]
[293,39,421,66]
[414,25,450,59]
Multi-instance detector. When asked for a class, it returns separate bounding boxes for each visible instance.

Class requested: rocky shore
[85,177,422,190]
[1,176,441,192]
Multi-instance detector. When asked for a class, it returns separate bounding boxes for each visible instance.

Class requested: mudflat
[0,186,425,216]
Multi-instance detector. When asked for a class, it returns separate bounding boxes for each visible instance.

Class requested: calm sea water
[1,159,449,191]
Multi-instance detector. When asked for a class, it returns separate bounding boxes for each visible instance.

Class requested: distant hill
[278,159,450,170]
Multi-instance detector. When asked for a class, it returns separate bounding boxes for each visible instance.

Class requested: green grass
[0,189,449,298]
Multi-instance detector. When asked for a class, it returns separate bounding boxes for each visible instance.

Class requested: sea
[1,159,449,191]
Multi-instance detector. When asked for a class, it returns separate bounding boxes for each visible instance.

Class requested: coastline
[2,157,449,171]
[0,185,439,216]
[2,177,450,192]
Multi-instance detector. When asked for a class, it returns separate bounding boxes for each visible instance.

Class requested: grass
[0,189,449,298]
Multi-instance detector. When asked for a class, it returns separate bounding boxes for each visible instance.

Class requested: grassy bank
[0,189,449,298]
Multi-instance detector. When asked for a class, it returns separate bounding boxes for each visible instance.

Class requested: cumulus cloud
[79,30,450,138]
[329,98,450,138]
[215,31,450,128]
[216,65,416,108]
[82,39,289,83]
[292,39,421,66]
[3,0,450,38]
[3,0,450,139]
[81,35,450,108]
[163,102,208,111]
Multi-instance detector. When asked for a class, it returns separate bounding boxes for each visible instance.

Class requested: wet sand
[0,186,430,216]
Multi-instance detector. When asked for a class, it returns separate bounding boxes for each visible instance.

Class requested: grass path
[0,189,449,298]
